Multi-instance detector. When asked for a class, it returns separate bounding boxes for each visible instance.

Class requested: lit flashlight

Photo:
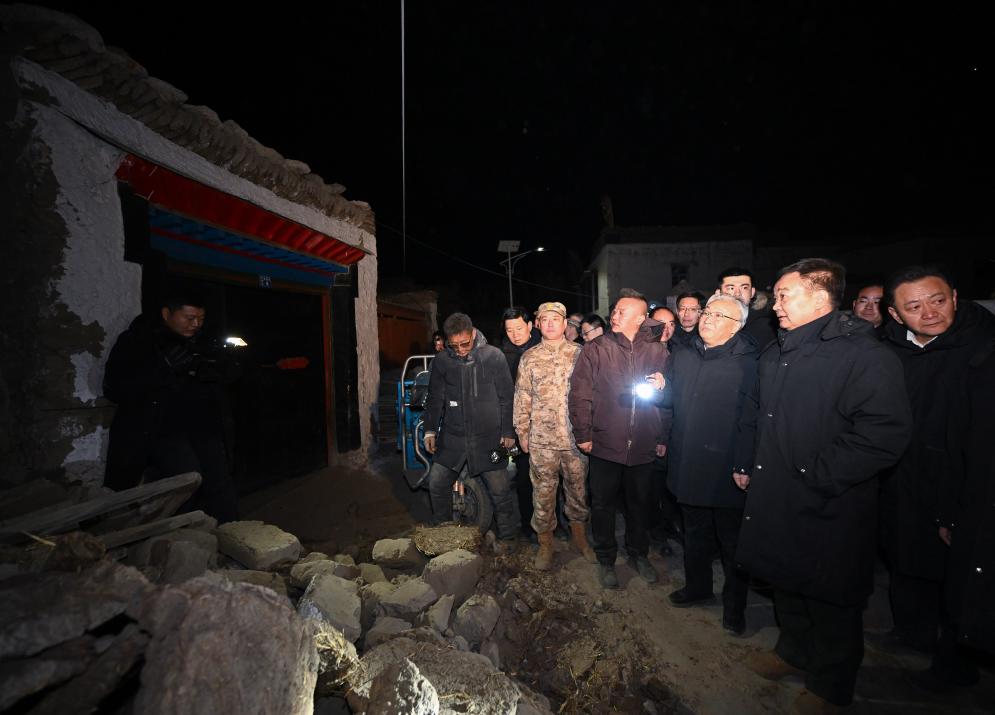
[633,380,656,400]
[225,336,248,347]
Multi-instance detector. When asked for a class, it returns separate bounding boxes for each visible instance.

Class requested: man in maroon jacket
[569,288,669,589]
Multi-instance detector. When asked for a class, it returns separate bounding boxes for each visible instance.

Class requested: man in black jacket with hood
[879,266,995,689]
[737,259,912,712]
[423,312,518,546]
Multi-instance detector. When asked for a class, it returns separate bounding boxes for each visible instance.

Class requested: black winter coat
[569,320,669,466]
[946,338,995,653]
[880,301,995,580]
[743,305,777,350]
[423,331,515,477]
[736,312,912,606]
[103,315,237,490]
[663,331,759,509]
[502,328,542,381]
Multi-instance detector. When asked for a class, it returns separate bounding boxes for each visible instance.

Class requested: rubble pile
[0,486,554,714]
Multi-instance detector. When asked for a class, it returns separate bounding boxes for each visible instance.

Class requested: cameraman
[103,290,240,523]
[423,312,517,550]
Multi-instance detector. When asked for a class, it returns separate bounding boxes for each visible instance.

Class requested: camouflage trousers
[529,447,589,534]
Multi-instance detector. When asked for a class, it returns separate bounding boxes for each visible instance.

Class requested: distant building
[582,224,756,315]
[0,7,380,491]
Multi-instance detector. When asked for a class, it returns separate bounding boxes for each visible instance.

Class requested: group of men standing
[420,257,995,713]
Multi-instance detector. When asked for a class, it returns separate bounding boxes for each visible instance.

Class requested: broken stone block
[298,573,362,643]
[480,639,501,669]
[215,569,288,597]
[452,594,500,646]
[301,551,330,563]
[215,520,302,570]
[311,619,359,696]
[152,539,213,585]
[0,636,94,711]
[361,581,396,632]
[366,658,439,715]
[128,528,218,569]
[348,637,526,715]
[359,562,387,584]
[332,553,356,566]
[0,561,149,660]
[421,549,482,606]
[371,538,425,570]
[379,578,438,623]
[131,572,317,715]
[363,616,411,650]
[290,559,359,589]
[418,593,454,633]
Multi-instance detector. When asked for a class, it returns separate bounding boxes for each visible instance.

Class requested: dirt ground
[241,448,995,714]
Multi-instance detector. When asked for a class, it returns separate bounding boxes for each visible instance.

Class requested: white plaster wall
[22,101,140,483]
[347,253,381,467]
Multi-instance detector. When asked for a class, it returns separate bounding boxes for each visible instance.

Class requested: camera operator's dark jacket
[663,330,759,509]
[881,300,995,581]
[423,330,515,477]
[568,320,670,466]
[103,314,238,490]
[736,312,912,606]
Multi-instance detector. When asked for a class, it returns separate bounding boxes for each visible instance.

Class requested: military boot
[569,522,597,563]
[534,531,555,571]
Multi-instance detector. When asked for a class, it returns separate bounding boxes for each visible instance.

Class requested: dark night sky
[32,2,995,308]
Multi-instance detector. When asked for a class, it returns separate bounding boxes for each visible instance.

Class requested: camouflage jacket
[514,338,581,449]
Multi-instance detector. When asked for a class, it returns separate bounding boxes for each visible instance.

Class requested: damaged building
[0,5,381,496]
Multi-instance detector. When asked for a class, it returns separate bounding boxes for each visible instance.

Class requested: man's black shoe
[597,563,619,589]
[668,587,717,608]
[722,613,747,636]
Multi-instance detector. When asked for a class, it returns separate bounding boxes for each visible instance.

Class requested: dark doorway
[222,284,328,495]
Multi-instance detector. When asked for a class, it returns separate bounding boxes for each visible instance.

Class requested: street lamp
[497,241,545,308]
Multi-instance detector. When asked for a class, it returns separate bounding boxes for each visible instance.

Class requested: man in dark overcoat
[663,294,759,636]
[880,266,995,688]
[736,259,912,711]
[423,312,517,546]
[104,291,240,523]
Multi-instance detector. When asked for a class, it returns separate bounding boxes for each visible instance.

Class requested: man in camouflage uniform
[514,301,596,570]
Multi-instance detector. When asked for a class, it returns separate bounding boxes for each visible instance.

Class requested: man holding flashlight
[569,289,669,589]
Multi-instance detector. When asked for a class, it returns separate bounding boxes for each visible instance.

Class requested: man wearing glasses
[673,292,705,350]
[565,312,585,344]
[422,312,518,548]
[663,294,758,636]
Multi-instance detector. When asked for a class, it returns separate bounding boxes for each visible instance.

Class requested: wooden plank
[0,473,202,543]
[96,510,209,549]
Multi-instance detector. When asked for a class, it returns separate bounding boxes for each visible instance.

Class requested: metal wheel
[456,476,494,533]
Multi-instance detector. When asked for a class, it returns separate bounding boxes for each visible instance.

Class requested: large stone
[480,639,501,669]
[379,578,438,622]
[290,559,359,589]
[358,562,387,584]
[332,554,356,566]
[131,572,317,714]
[215,520,302,570]
[128,528,218,568]
[298,573,362,643]
[421,549,482,606]
[312,619,359,696]
[371,538,425,570]
[152,539,213,584]
[0,561,149,659]
[363,616,411,649]
[301,551,330,563]
[418,593,454,633]
[215,569,288,597]
[366,658,439,715]
[452,594,500,646]
[348,637,531,715]
[360,581,396,631]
